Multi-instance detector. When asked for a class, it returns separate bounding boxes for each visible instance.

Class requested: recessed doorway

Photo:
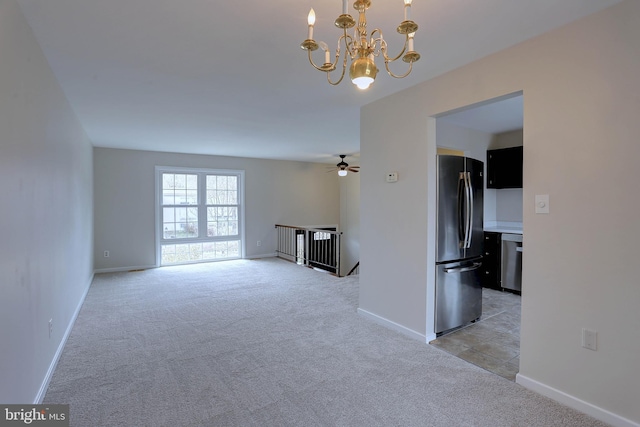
[430,93,524,381]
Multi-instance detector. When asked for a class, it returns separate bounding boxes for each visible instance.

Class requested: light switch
[535,194,549,214]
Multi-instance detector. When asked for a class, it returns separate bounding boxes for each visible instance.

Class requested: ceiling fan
[327,155,360,176]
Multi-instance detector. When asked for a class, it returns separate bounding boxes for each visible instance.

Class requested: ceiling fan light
[338,169,348,176]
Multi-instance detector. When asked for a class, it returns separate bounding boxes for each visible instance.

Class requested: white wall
[359,102,431,339]
[360,1,640,425]
[339,171,360,275]
[0,0,94,403]
[94,148,340,271]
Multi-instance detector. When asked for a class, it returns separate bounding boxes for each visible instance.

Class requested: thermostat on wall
[386,172,398,183]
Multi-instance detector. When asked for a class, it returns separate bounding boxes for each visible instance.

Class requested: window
[156,167,244,265]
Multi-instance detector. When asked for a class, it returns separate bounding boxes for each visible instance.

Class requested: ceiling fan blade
[348,167,360,173]
[326,168,338,173]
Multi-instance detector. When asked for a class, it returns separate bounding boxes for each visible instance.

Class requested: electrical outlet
[582,328,597,351]
[257,241,261,247]
[49,319,53,338]
[104,250,110,258]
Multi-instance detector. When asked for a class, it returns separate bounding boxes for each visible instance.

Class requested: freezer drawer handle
[444,262,482,274]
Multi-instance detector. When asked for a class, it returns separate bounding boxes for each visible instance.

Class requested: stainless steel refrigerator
[435,155,484,334]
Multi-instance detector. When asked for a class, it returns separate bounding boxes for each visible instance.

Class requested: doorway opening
[430,93,524,381]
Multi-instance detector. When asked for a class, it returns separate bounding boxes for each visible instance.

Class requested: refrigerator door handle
[462,172,472,249]
[466,171,474,249]
[457,172,466,247]
[443,262,483,274]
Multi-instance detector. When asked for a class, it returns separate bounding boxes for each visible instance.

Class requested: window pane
[189,243,203,261]
[163,207,175,222]
[202,243,215,260]
[163,174,198,205]
[228,191,237,204]
[217,176,228,190]
[162,190,175,205]
[228,240,240,256]
[164,207,196,238]
[162,174,174,189]
[206,189,215,205]
[214,241,227,257]
[175,190,187,205]
[186,174,198,189]
[186,190,198,205]
[175,244,189,261]
[160,240,239,263]
[174,174,186,189]
[160,171,240,266]
[163,223,176,239]
[161,245,176,264]
[227,176,237,190]
[203,206,238,237]
[176,207,186,222]
[206,175,238,206]
[187,207,198,221]
[217,221,228,236]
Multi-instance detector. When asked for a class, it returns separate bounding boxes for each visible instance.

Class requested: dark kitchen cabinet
[487,146,523,189]
[482,232,502,290]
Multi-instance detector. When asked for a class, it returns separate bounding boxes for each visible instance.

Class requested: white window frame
[155,166,246,266]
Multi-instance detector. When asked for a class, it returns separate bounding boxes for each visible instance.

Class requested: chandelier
[300,0,420,90]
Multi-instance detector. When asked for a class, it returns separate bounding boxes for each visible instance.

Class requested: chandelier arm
[384,59,414,79]
[307,49,330,72]
[369,29,383,56]
[334,33,353,66]
[380,31,409,63]
[326,67,346,86]
[327,31,351,85]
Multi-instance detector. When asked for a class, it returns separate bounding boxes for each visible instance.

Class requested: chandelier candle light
[301,0,420,90]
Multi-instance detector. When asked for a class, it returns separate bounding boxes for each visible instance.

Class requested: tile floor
[430,288,521,381]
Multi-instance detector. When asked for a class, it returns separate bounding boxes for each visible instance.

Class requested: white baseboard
[516,374,639,427]
[425,332,437,343]
[357,308,426,342]
[94,264,157,274]
[35,273,94,404]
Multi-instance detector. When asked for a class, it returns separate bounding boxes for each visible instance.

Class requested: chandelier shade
[300,0,420,90]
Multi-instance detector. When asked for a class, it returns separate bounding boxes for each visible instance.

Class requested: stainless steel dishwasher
[501,233,523,292]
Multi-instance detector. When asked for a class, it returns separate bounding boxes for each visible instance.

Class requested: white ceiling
[16,0,621,163]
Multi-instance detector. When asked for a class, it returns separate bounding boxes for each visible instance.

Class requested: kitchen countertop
[484,222,523,234]
[484,226,523,234]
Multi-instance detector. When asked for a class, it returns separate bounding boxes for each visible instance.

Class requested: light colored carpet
[44,258,608,426]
